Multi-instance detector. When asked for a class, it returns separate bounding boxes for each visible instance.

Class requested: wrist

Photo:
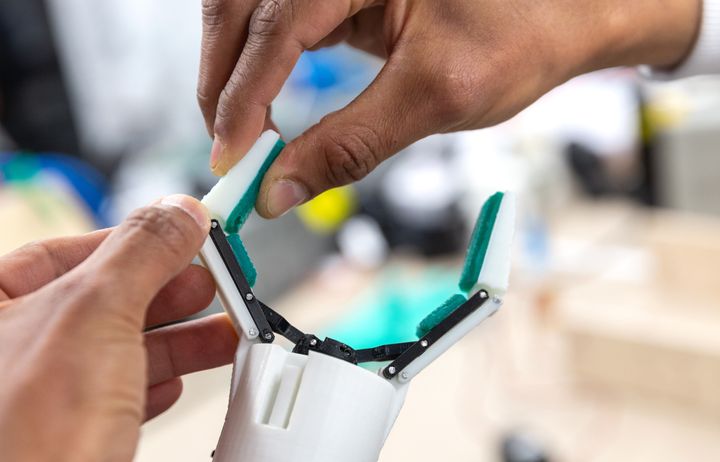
[563,0,702,76]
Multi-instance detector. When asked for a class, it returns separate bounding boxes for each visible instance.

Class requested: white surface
[213,344,405,462]
[201,131,280,228]
[46,0,204,156]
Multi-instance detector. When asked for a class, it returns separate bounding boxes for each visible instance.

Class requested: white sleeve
[642,0,720,79]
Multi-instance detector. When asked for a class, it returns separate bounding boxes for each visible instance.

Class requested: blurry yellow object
[297,186,357,234]
[0,184,94,255]
[641,90,690,142]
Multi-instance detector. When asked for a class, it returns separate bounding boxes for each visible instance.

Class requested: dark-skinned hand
[198,0,701,217]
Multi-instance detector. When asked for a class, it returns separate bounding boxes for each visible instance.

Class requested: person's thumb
[256,61,440,218]
[73,195,210,327]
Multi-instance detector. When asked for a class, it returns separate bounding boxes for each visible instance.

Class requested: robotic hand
[199,131,515,462]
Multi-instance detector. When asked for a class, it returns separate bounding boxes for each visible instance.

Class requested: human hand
[198,0,701,217]
[0,195,237,462]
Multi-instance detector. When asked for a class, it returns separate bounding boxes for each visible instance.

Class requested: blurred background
[3,1,720,461]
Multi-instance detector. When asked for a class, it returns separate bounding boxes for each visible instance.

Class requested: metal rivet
[387,366,397,375]
[248,328,258,337]
[309,339,318,347]
[401,372,409,380]
[480,290,489,299]
[492,296,502,304]
[420,340,429,348]
[245,293,254,301]
[211,221,218,229]
[264,332,273,340]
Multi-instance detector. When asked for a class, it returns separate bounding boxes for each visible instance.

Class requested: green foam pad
[458,192,504,294]
[224,139,286,234]
[416,293,467,338]
[227,233,257,287]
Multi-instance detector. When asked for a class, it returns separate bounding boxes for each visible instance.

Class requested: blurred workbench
[136,200,720,462]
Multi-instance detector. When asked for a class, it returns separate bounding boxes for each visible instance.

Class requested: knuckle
[47,275,113,320]
[59,273,144,331]
[20,238,52,260]
[123,207,189,256]
[249,0,287,39]
[213,66,251,134]
[18,239,51,259]
[426,66,479,123]
[196,86,214,118]
[214,85,240,135]
[16,239,65,279]
[201,0,230,27]
[321,127,382,186]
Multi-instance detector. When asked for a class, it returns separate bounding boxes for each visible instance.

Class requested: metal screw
[211,221,218,229]
[264,332,273,340]
[309,338,318,347]
[492,295,502,305]
[479,290,489,299]
[248,328,258,337]
[401,372,409,380]
[420,340,429,348]
[387,366,397,375]
[245,293,254,301]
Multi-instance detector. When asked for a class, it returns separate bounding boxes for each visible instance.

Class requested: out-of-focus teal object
[321,266,459,350]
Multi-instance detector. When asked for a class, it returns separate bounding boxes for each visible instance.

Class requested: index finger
[0,229,111,300]
[197,0,260,136]
[210,0,374,175]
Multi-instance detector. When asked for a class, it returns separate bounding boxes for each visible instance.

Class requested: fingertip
[208,129,237,176]
[260,178,310,218]
[145,377,184,422]
[145,264,216,328]
[183,265,216,311]
[212,103,270,175]
[209,141,243,177]
[209,137,224,172]
[209,134,248,176]
[256,172,277,219]
[211,164,227,177]
[160,195,210,232]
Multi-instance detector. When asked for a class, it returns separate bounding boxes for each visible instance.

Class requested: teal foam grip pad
[227,233,257,287]
[225,139,286,234]
[457,192,504,294]
[416,293,467,338]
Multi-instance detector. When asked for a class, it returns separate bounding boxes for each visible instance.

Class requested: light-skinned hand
[0,195,237,461]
